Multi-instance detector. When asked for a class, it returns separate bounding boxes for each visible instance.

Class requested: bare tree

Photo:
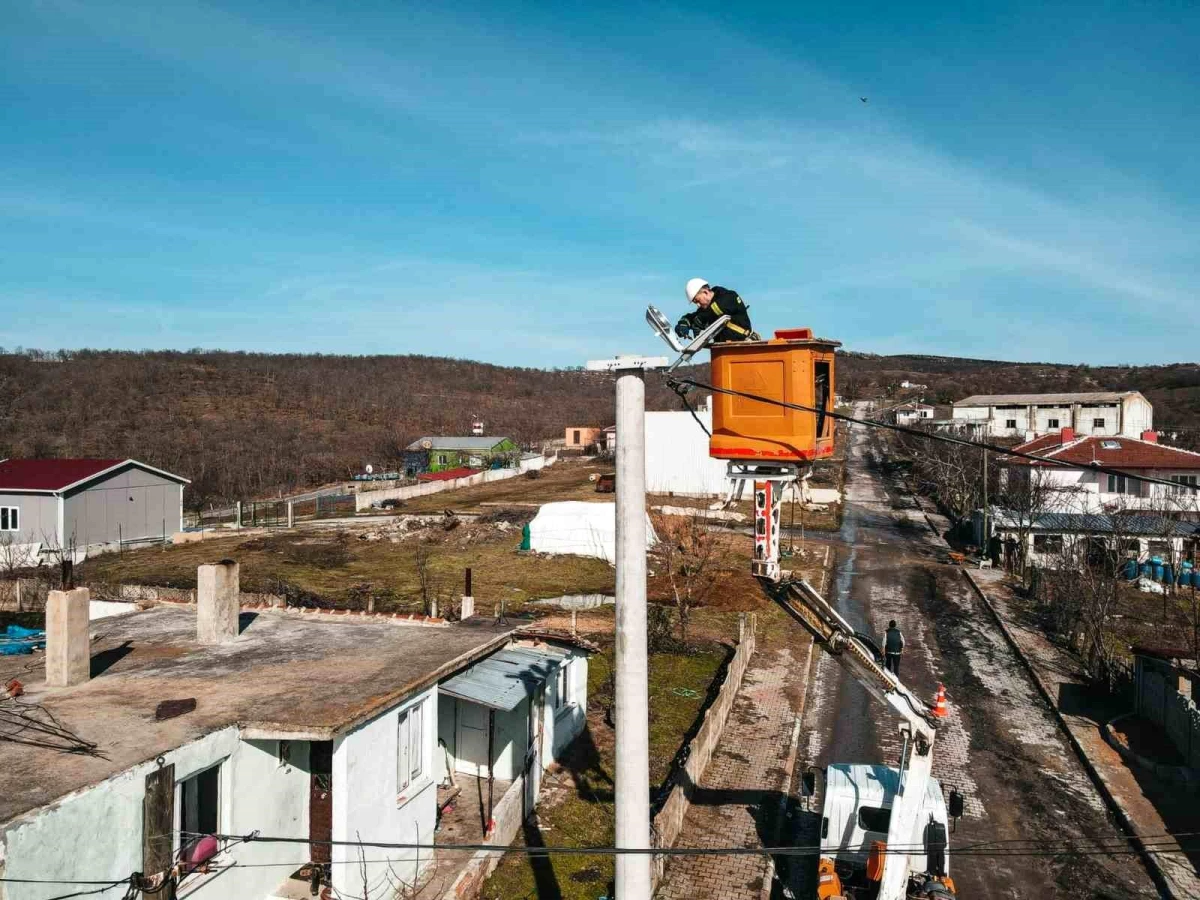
[997,464,1080,581]
[890,424,988,526]
[0,532,36,579]
[651,512,720,644]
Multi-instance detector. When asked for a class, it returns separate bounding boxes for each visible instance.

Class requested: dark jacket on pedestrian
[885,625,905,655]
[675,286,754,343]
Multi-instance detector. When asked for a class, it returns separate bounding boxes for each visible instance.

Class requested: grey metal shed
[0,458,189,557]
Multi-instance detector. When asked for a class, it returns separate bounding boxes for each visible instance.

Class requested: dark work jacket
[885,627,905,655]
[675,286,754,343]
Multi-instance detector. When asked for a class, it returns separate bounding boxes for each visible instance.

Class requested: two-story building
[986,428,1200,567]
[1001,428,1200,513]
[953,391,1153,439]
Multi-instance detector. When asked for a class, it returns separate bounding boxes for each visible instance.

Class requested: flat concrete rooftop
[0,606,514,823]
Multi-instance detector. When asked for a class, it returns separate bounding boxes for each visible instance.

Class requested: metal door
[524,687,545,817]
[455,700,490,777]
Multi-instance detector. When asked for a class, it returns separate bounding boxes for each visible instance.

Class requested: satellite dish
[421,439,433,450]
[365,464,374,475]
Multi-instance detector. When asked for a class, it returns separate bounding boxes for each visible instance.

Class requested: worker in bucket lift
[675,278,760,343]
[884,619,905,676]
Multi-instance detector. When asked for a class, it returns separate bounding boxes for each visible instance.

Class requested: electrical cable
[202,832,1200,859]
[667,374,1200,497]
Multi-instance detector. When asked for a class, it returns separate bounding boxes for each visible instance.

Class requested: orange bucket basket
[709,328,841,463]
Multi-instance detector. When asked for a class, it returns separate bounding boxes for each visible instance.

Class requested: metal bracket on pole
[727,463,805,583]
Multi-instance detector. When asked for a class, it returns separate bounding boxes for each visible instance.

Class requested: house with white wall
[953,391,1153,439]
[979,509,1198,570]
[1000,428,1200,514]
[0,569,590,900]
[894,402,934,426]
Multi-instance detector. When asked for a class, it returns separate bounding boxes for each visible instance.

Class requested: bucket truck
[646,309,963,899]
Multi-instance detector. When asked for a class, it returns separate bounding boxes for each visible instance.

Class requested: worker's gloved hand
[748,330,761,341]
[674,322,694,339]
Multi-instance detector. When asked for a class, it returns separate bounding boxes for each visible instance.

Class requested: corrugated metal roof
[955,391,1140,406]
[404,437,513,451]
[439,645,568,711]
[992,511,1197,536]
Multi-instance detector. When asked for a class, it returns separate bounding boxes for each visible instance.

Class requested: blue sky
[2,1,1197,366]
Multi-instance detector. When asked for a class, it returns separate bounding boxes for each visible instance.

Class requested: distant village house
[403,437,519,477]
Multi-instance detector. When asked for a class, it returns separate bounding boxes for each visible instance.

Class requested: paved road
[779,418,1158,898]
[658,645,808,900]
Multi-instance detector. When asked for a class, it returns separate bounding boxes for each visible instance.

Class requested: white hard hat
[685,278,709,303]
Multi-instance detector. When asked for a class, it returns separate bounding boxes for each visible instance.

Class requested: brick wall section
[650,613,757,891]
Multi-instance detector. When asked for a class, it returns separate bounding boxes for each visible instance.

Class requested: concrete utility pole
[586,354,666,900]
[614,368,651,898]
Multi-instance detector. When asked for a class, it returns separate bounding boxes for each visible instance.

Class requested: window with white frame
[1005,419,1017,429]
[555,661,571,709]
[1107,474,1139,496]
[178,763,221,844]
[1047,418,1060,429]
[1170,475,1199,494]
[397,700,425,797]
[0,507,18,532]
[1093,418,1106,428]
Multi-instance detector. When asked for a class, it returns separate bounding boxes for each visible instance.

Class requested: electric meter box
[709,328,841,463]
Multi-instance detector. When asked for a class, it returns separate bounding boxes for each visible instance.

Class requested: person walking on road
[884,620,904,677]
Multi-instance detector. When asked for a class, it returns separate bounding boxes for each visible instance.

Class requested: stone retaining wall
[650,613,757,889]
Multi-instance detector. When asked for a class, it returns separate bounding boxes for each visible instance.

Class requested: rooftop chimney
[46,588,90,687]
[1142,430,1158,443]
[1060,427,1075,444]
[197,560,240,644]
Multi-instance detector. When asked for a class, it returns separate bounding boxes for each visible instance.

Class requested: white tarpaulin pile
[527,501,656,563]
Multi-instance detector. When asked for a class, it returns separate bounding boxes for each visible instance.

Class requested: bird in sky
[860,96,868,103]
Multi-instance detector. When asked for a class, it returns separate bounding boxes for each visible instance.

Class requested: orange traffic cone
[931,684,948,718]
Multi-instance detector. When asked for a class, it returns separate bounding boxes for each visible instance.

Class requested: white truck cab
[820,763,951,894]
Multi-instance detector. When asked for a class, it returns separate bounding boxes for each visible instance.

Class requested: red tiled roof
[0,458,125,491]
[416,467,482,482]
[1007,435,1200,470]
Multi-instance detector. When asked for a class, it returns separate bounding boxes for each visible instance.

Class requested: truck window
[858,805,891,833]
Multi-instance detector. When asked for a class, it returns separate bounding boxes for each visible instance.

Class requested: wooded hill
[1,349,1196,508]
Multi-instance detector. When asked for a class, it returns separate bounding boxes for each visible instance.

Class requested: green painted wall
[426,438,519,473]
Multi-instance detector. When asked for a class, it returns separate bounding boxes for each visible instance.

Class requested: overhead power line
[667,375,1200,496]
[200,831,1200,859]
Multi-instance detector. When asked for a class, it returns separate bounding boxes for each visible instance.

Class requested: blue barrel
[1164,564,1175,584]
[1153,562,1165,581]
[1181,571,1194,588]
[1124,559,1138,580]
[1140,562,1153,577]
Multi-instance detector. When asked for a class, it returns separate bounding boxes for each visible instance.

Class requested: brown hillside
[1,349,1196,507]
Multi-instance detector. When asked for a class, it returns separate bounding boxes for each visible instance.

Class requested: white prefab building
[0,458,188,562]
[894,403,934,426]
[644,398,730,497]
[953,391,1153,439]
[0,603,533,900]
